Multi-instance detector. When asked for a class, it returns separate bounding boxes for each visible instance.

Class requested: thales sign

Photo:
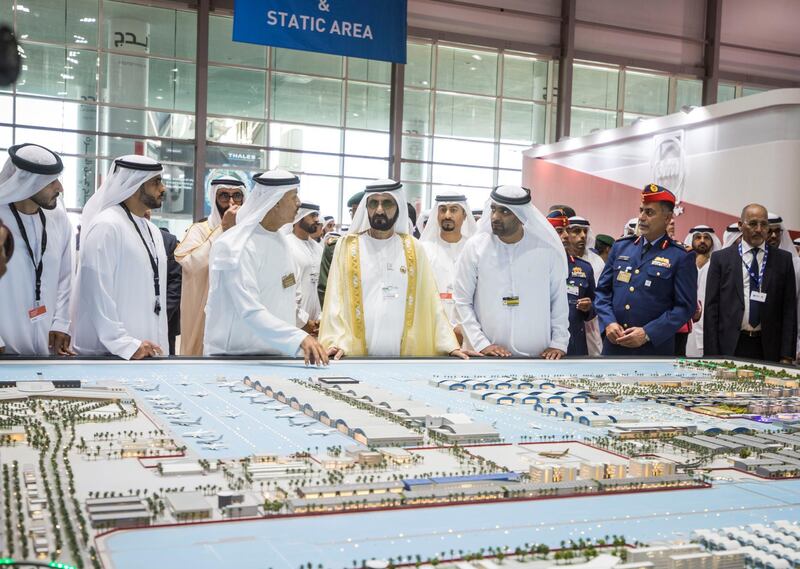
[233,0,407,64]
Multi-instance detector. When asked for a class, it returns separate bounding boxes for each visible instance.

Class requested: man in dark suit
[704,204,797,363]
[144,210,181,355]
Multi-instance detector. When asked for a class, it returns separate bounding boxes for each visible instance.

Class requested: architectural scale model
[0,358,798,569]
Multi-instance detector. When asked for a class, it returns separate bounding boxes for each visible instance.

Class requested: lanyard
[120,204,161,315]
[738,242,768,291]
[9,203,47,305]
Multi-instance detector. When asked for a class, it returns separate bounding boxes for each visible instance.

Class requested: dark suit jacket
[703,243,797,361]
[159,227,182,339]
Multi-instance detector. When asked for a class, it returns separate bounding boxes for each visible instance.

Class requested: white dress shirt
[740,241,765,332]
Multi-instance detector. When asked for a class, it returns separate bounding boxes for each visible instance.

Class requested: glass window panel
[401,136,430,163]
[403,89,430,135]
[675,79,702,110]
[272,48,343,78]
[570,107,617,137]
[500,100,545,144]
[405,42,431,88]
[622,112,655,126]
[271,73,342,127]
[14,127,79,154]
[436,45,497,96]
[434,93,495,140]
[0,127,11,150]
[208,15,267,68]
[269,150,341,176]
[157,163,195,218]
[346,82,390,131]
[149,59,196,112]
[717,83,736,103]
[269,123,341,154]
[498,144,528,170]
[400,161,429,183]
[430,185,489,211]
[432,138,494,167]
[101,52,149,106]
[402,182,428,208]
[18,44,96,100]
[205,146,265,169]
[174,11,197,60]
[572,64,618,110]
[207,118,266,146]
[347,58,390,84]
[344,130,389,158]
[208,65,265,119]
[294,174,340,220]
[742,86,768,97]
[432,164,494,187]
[624,71,668,115]
[343,156,389,179]
[0,95,12,122]
[103,1,195,59]
[16,0,98,46]
[503,54,548,101]
[497,169,521,187]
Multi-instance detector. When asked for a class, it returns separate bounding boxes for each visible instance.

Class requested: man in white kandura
[454,185,569,359]
[319,179,467,359]
[683,225,721,357]
[0,144,74,356]
[174,176,245,355]
[72,156,168,359]
[419,191,478,340]
[203,170,327,365]
[285,201,324,324]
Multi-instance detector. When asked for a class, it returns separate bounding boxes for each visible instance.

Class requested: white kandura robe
[204,225,308,356]
[454,232,570,356]
[0,204,73,355]
[420,238,466,326]
[72,206,168,359]
[686,260,711,358]
[360,233,407,356]
[286,232,323,321]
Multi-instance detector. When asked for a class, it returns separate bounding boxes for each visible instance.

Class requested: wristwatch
[644,332,651,343]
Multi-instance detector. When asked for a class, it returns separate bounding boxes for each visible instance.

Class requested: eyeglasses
[218,191,244,201]
[0,219,13,261]
[767,227,783,234]
[744,220,770,229]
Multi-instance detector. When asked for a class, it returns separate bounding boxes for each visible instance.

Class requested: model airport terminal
[0,358,798,569]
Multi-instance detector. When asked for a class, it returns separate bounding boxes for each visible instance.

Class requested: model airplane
[200,442,228,451]
[240,393,261,399]
[538,449,569,459]
[191,391,209,398]
[218,380,240,388]
[160,409,186,417]
[222,411,241,419]
[308,428,335,436]
[179,380,191,386]
[184,429,214,438]
[196,434,223,443]
[133,383,159,392]
[276,411,301,418]
[230,385,249,393]
[264,404,284,411]
[170,417,202,426]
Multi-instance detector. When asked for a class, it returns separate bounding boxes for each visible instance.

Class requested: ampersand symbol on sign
[318,0,330,12]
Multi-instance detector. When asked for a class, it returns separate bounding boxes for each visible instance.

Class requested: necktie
[643,241,651,254]
[748,249,761,328]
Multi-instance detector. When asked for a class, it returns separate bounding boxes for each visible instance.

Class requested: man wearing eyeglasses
[704,204,797,363]
[174,176,246,355]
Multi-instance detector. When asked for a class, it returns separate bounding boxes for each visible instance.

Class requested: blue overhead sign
[233,0,407,64]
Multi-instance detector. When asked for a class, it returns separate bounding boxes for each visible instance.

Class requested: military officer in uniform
[595,184,697,356]
[548,212,596,356]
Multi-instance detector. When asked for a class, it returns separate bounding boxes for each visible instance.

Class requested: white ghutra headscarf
[348,179,409,235]
[0,143,64,205]
[419,191,478,245]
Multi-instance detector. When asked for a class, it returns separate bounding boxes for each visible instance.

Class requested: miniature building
[221,494,261,518]
[377,447,413,465]
[530,463,578,484]
[158,461,205,476]
[629,459,677,478]
[85,496,151,529]
[580,462,627,480]
[297,481,404,500]
[166,492,213,520]
[314,454,356,469]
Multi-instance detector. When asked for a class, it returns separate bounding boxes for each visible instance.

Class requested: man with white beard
[683,225,721,357]
[0,144,74,356]
[72,156,168,359]
[419,191,478,340]
[454,185,569,359]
